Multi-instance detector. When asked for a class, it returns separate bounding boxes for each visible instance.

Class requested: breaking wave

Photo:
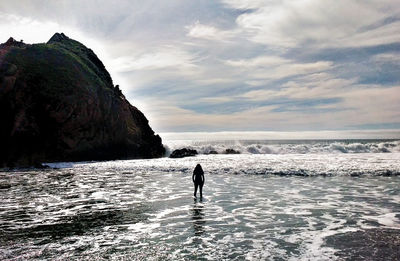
[164,140,400,155]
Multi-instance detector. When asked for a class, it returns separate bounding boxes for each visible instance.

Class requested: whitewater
[0,136,399,260]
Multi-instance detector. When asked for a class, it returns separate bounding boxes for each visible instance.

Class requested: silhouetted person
[193,164,205,198]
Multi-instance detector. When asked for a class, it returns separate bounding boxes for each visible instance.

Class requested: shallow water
[0,154,399,260]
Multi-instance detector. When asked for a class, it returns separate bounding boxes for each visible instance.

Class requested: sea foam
[164,139,400,155]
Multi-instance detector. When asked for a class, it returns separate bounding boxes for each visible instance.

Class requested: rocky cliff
[0,33,165,167]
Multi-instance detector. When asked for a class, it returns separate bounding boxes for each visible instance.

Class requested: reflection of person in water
[192,164,205,198]
[191,202,205,236]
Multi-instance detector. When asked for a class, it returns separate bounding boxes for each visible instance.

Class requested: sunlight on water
[0,151,399,260]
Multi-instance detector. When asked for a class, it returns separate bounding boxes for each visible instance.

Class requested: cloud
[337,21,400,48]
[109,46,198,72]
[225,55,289,67]
[186,21,234,41]
[220,0,272,10]
[1,0,399,132]
[372,52,400,64]
[200,96,235,104]
[225,55,333,82]
[234,0,400,48]
[0,13,61,43]
[233,73,352,104]
[252,61,333,80]
[141,84,400,132]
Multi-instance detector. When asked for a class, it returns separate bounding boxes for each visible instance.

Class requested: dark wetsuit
[193,164,205,198]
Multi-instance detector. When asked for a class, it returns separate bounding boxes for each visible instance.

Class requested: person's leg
[194,183,198,197]
[199,183,203,198]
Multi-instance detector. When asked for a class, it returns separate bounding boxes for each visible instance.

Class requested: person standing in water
[193,164,205,198]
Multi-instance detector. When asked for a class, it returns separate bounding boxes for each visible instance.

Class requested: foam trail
[48,152,400,177]
[1,149,399,260]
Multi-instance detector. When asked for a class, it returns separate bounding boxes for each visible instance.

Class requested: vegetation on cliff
[0,33,164,167]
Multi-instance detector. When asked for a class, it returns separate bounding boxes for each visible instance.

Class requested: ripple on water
[0,154,399,260]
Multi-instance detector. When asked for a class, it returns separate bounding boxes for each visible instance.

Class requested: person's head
[195,164,202,171]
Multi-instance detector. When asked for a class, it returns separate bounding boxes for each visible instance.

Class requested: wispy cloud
[1,0,399,132]
[225,56,334,82]
[186,21,234,41]
[234,0,400,48]
[220,0,270,10]
[110,46,198,72]
[372,52,400,64]
[225,55,289,67]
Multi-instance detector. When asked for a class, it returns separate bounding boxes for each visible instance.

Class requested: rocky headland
[0,33,165,167]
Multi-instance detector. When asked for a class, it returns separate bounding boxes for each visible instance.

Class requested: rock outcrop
[169,148,198,158]
[0,33,165,167]
[224,149,240,154]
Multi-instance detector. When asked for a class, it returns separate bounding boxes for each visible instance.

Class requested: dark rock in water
[325,228,400,260]
[33,162,51,169]
[0,33,165,167]
[225,149,240,154]
[170,148,198,158]
[208,150,218,154]
[0,183,11,189]
[379,169,398,176]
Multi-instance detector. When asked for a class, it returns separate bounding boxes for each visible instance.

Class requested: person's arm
[192,172,195,183]
[202,173,205,184]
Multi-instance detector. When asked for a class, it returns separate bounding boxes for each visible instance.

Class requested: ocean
[0,136,399,260]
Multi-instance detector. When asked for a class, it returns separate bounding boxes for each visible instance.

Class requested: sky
[0,0,399,134]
